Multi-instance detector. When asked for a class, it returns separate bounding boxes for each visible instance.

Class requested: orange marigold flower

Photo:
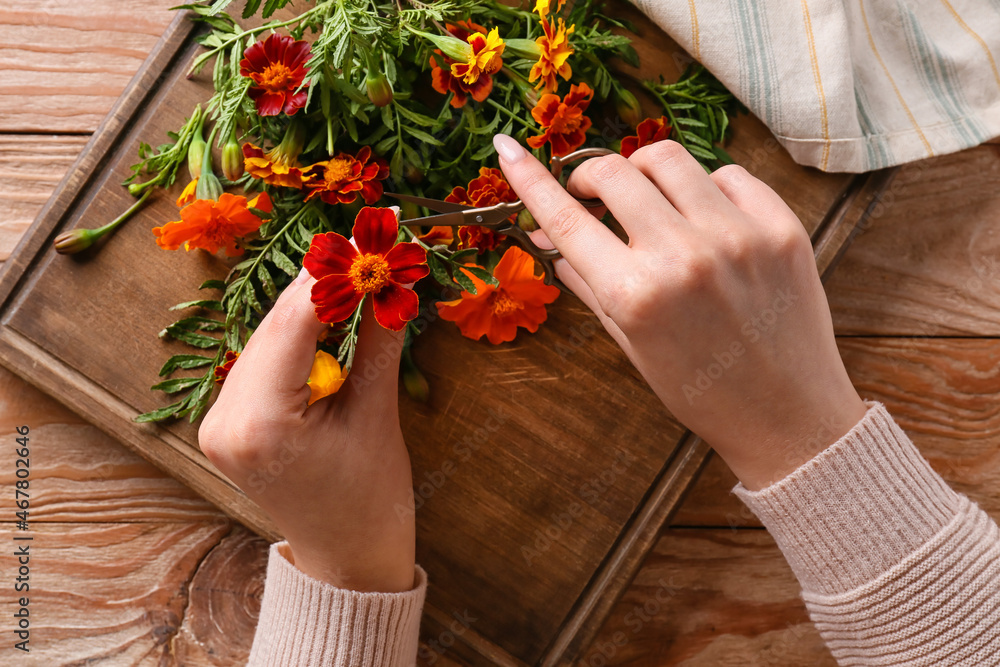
[304,207,430,331]
[620,116,674,158]
[213,350,240,385]
[527,82,593,157]
[529,18,574,93]
[240,34,311,116]
[533,0,566,18]
[416,226,455,247]
[437,246,561,344]
[431,51,495,108]
[307,349,345,404]
[450,27,505,86]
[243,143,306,189]
[153,192,273,257]
[302,146,389,205]
[444,167,518,253]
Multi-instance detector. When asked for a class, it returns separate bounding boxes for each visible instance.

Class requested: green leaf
[452,267,478,295]
[462,264,499,287]
[675,117,708,128]
[199,279,226,290]
[685,144,718,161]
[170,299,224,311]
[395,103,440,128]
[158,354,215,376]
[426,254,452,287]
[449,248,478,263]
[402,125,444,146]
[165,329,223,348]
[134,401,184,423]
[150,376,202,394]
[270,248,300,277]
[258,263,277,300]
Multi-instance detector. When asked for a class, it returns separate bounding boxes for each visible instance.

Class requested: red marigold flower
[304,207,429,331]
[243,143,306,189]
[153,192,273,257]
[239,34,311,117]
[620,116,674,158]
[529,18,574,93]
[437,246,561,344]
[302,146,389,205]
[527,82,593,157]
[430,51,495,108]
[214,350,240,385]
[444,167,518,253]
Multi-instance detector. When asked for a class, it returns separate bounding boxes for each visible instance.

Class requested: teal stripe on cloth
[854,84,894,170]
[726,1,782,131]
[898,2,989,146]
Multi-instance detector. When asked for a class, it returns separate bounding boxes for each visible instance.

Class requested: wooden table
[3,2,999,665]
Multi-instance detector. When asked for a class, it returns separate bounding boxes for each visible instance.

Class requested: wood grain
[828,145,1000,335]
[0,522,231,665]
[0,0,176,132]
[0,135,89,261]
[580,529,834,667]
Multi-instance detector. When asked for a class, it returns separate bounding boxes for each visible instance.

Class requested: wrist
[285,533,417,593]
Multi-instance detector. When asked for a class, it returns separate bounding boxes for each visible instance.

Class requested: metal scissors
[386,147,614,286]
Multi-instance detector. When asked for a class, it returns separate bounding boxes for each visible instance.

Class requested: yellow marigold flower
[307,350,346,405]
[450,27,505,86]
[529,18,575,93]
[533,0,566,19]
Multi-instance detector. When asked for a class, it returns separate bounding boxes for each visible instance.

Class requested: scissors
[385,146,614,286]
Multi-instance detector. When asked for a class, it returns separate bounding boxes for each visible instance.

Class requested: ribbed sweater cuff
[248,541,426,666]
[733,401,963,596]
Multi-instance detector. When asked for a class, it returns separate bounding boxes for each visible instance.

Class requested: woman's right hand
[492,134,867,490]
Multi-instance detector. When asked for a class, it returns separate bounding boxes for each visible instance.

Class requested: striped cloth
[633,0,1000,172]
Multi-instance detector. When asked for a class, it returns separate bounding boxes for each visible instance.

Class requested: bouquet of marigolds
[54,0,741,423]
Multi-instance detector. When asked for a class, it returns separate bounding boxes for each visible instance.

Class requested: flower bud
[53,228,98,255]
[267,120,306,167]
[366,71,394,107]
[187,119,207,180]
[221,128,244,181]
[615,88,643,128]
[127,182,145,197]
[404,162,424,185]
[517,209,537,232]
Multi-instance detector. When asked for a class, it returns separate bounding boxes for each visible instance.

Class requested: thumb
[344,298,406,400]
[231,267,327,403]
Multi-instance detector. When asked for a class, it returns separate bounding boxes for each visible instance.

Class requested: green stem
[486,98,536,131]
[644,83,690,155]
[93,190,153,235]
[339,298,365,372]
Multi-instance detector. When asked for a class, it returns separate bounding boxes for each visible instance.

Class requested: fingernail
[292,266,310,286]
[494,134,527,164]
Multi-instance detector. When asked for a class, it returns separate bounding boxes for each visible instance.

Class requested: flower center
[549,104,582,134]
[258,63,294,91]
[349,253,391,293]
[324,157,355,186]
[488,290,519,316]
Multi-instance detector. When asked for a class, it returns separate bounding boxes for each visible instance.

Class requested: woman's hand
[493,134,867,490]
[198,265,416,593]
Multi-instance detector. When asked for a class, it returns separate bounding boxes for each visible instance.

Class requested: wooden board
[0,5,888,664]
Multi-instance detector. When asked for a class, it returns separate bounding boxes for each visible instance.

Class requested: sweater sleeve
[733,401,1000,666]
[248,541,426,666]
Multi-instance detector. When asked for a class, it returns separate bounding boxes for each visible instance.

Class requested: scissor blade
[402,211,468,228]
[384,192,467,214]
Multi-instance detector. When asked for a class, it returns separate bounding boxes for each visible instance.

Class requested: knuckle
[632,139,688,167]
[711,163,751,187]
[771,222,811,258]
[545,204,588,241]
[582,153,631,184]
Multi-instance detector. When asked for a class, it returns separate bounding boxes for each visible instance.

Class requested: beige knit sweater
[248,402,1000,665]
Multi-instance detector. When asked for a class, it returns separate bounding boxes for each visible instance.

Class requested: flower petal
[304,232,358,279]
[372,282,419,331]
[384,242,430,284]
[311,274,363,324]
[352,206,399,256]
[307,350,345,405]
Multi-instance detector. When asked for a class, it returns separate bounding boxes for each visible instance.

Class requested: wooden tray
[0,6,892,665]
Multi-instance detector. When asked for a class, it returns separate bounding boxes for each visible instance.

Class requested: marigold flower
[213,350,240,385]
[243,143,306,189]
[527,82,594,157]
[444,167,518,253]
[302,146,389,205]
[437,246,561,344]
[222,130,244,181]
[177,178,199,207]
[153,192,273,257]
[415,226,455,247]
[304,207,429,331]
[620,116,674,158]
[430,51,495,108]
[239,34,311,116]
[529,18,574,93]
[307,350,345,404]
[533,0,566,18]
[450,27,505,86]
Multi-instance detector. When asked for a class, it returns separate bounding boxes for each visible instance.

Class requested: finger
[710,164,797,226]
[343,298,406,401]
[628,141,739,224]
[493,134,628,287]
[231,267,327,402]
[564,152,685,244]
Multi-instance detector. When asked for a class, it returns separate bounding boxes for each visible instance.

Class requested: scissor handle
[549,147,615,209]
